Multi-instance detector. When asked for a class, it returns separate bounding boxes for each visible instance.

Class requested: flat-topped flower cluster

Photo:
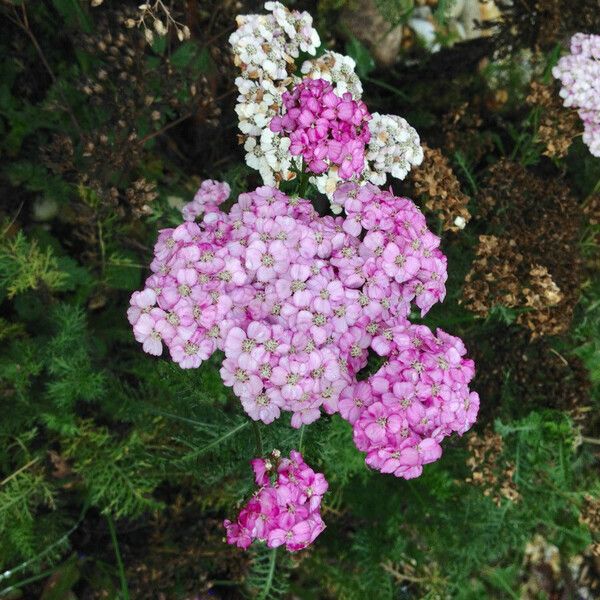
[128,175,469,425]
[270,78,371,180]
[553,33,600,157]
[224,450,328,551]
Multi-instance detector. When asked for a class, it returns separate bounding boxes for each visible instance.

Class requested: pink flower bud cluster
[343,323,479,480]
[553,33,600,157]
[224,450,328,552]
[128,180,450,429]
[270,78,371,179]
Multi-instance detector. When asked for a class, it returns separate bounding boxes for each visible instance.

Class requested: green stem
[0,567,57,597]
[107,515,130,600]
[258,548,277,600]
[297,169,310,198]
[0,505,87,584]
[298,425,306,454]
[252,420,263,456]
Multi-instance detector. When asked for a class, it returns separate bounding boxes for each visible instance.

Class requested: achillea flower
[270,78,371,179]
[347,322,479,480]
[224,450,327,552]
[553,33,600,157]
[129,179,449,427]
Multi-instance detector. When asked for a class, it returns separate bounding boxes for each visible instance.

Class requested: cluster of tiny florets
[230,3,423,199]
[224,450,327,552]
[365,113,425,185]
[300,51,363,98]
[129,180,454,429]
[350,323,479,480]
[553,33,600,157]
[270,78,371,179]
[129,0,480,555]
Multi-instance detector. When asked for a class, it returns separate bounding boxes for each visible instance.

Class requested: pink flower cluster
[332,181,447,316]
[224,450,327,552]
[553,33,600,157]
[128,180,452,429]
[181,179,231,222]
[270,78,371,178]
[344,323,479,480]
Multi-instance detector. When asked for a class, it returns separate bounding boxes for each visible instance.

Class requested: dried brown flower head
[583,195,600,226]
[462,160,583,338]
[442,101,495,164]
[580,494,600,534]
[465,428,520,506]
[126,178,159,218]
[526,81,580,159]
[463,236,564,335]
[410,143,471,232]
[469,327,594,430]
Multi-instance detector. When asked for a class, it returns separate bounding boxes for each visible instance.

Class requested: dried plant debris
[583,194,600,226]
[470,327,593,428]
[463,235,564,334]
[442,101,495,163]
[526,81,580,158]
[77,5,220,152]
[411,143,471,232]
[465,428,520,506]
[521,534,600,600]
[463,160,583,337]
[580,494,600,535]
[488,0,600,54]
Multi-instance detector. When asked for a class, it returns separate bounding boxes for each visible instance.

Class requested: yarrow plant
[224,450,327,551]
[128,1,480,553]
[553,33,600,157]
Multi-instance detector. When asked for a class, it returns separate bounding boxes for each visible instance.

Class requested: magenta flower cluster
[553,33,600,157]
[224,450,328,552]
[181,179,231,222]
[270,78,371,178]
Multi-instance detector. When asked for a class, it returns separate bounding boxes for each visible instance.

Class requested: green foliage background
[0,1,599,598]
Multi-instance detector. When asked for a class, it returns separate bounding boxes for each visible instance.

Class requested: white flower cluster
[230,2,425,196]
[365,113,424,185]
[311,113,424,212]
[300,51,363,98]
[229,2,320,186]
[553,33,600,158]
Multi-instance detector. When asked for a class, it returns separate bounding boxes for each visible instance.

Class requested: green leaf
[345,37,375,78]
[171,42,211,74]
[170,41,197,69]
[104,253,142,291]
[51,0,93,34]
[151,34,167,56]
[40,555,80,600]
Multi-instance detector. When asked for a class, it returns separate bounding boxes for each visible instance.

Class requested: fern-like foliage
[61,420,163,519]
[0,230,67,298]
[0,466,55,568]
[44,304,106,411]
